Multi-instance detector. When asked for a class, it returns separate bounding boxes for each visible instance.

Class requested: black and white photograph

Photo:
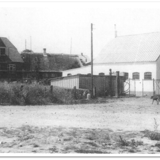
[0,0,160,157]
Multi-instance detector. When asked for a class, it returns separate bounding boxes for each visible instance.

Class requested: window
[8,64,16,71]
[0,48,5,56]
[43,73,48,78]
[144,72,152,80]
[124,72,129,80]
[51,73,55,78]
[34,57,38,62]
[132,72,139,80]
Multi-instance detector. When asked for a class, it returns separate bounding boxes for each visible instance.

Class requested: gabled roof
[0,37,23,63]
[94,32,160,64]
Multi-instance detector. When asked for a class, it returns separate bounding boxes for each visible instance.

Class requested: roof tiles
[94,32,160,64]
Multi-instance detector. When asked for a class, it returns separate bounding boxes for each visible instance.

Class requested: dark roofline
[39,70,62,73]
[25,69,62,72]
[21,52,79,57]
[0,37,11,39]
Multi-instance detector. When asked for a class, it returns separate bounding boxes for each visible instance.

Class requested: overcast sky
[0,1,160,58]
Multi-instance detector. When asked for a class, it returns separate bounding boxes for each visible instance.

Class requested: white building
[63,32,160,96]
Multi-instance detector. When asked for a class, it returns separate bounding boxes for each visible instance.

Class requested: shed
[51,74,125,97]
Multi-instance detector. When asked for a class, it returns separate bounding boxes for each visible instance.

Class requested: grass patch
[85,142,98,147]
[148,131,160,141]
[0,82,73,105]
[51,86,75,104]
[143,119,160,141]
[75,149,106,154]
[117,135,143,147]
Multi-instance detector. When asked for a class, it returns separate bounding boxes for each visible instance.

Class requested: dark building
[21,48,84,80]
[0,37,88,82]
[0,37,24,81]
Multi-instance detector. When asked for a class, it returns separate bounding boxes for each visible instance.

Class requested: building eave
[94,61,156,65]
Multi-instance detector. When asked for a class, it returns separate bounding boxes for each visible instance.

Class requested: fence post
[129,78,130,96]
[142,79,144,97]
[93,87,96,98]
[109,69,112,97]
[158,81,159,95]
[73,86,77,99]
[153,79,155,96]
[115,71,119,98]
[134,80,136,96]
[50,85,53,93]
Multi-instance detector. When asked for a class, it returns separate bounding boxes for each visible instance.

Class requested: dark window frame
[132,72,140,80]
[124,72,129,80]
[43,73,48,78]
[0,48,5,56]
[144,72,152,80]
[51,73,55,78]
[8,64,16,71]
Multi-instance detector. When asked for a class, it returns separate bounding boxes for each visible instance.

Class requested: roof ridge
[0,37,8,39]
[117,32,160,38]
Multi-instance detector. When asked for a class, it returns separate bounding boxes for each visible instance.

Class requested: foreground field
[0,97,160,154]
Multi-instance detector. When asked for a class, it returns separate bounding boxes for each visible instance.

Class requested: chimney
[114,24,117,38]
[43,48,47,56]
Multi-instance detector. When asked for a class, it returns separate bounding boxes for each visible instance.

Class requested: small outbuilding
[51,74,125,97]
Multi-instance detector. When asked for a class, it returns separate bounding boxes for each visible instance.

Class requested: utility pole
[91,23,93,98]
[114,24,117,38]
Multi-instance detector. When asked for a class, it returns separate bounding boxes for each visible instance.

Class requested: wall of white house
[62,62,157,96]
[156,56,160,79]
[63,65,125,77]
[63,62,156,80]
